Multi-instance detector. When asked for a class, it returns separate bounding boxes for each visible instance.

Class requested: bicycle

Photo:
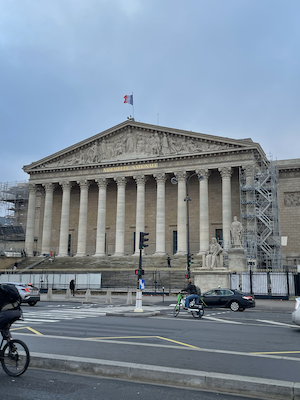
[173,292,205,319]
[0,323,30,377]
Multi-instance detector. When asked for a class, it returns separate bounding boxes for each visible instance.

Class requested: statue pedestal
[193,269,230,293]
[228,248,247,272]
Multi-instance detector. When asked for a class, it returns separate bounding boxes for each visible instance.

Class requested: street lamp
[172,172,204,279]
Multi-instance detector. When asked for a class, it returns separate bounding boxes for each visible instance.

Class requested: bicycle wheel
[173,304,180,317]
[1,339,30,377]
[192,307,204,319]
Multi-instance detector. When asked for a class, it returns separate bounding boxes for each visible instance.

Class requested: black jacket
[183,282,197,295]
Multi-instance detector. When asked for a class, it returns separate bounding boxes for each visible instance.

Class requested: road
[4,298,300,399]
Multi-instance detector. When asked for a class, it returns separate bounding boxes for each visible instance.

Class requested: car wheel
[230,301,240,312]
[28,301,37,306]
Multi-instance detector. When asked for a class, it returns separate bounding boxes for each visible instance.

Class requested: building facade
[22,120,299,268]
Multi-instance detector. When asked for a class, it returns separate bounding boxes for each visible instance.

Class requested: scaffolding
[0,181,29,226]
[240,156,282,270]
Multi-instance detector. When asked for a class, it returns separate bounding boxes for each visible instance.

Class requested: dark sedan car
[201,288,255,312]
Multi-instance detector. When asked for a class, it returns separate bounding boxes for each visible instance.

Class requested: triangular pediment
[23,120,262,173]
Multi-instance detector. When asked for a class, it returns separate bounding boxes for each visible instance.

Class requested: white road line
[256,319,297,328]
[203,316,243,324]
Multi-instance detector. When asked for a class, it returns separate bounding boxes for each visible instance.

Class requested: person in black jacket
[69,279,75,296]
[182,278,199,308]
[0,285,22,341]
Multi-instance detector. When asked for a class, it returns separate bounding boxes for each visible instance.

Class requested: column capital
[42,182,55,193]
[95,177,108,189]
[133,174,147,186]
[195,168,210,180]
[28,183,36,193]
[114,176,127,188]
[77,180,90,189]
[174,171,187,182]
[59,181,73,192]
[153,172,166,184]
[218,167,232,179]
[242,164,254,177]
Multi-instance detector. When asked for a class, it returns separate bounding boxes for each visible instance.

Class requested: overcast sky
[1,0,299,184]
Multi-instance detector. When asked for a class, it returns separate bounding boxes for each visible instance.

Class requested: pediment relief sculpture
[41,130,235,169]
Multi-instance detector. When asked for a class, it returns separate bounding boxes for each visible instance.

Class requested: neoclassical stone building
[22,120,299,268]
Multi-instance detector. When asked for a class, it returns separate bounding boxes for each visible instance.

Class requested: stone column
[175,171,187,255]
[196,169,210,254]
[41,183,54,255]
[57,181,72,257]
[219,167,232,250]
[113,176,127,256]
[94,178,108,257]
[133,174,146,255]
[24,184,36,257]
[75,180,90,257]
[154,172,166,255]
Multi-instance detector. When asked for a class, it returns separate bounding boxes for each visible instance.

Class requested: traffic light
[188,253,194,266]
[139,232,149,250]
[135,269,144,278]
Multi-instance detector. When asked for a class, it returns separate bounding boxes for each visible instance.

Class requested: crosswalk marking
[16,306,113,325]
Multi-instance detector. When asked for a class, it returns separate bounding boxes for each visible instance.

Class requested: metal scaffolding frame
[240,155,282,270]
[0,181,29,226]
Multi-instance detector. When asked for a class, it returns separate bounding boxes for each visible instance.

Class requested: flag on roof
[124,94,133,105]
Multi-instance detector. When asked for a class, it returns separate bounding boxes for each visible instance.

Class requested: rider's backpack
[0,283,21,311]
[195,286,201,296]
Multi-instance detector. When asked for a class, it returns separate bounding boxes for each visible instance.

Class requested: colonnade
[24,167,235,258]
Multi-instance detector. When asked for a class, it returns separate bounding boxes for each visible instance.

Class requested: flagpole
[132,92,134,120]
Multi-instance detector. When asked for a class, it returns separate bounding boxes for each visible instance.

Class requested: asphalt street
[5,294,300,399]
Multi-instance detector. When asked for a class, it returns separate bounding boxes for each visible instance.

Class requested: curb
[105,311,162,317]
[29,352,300,400]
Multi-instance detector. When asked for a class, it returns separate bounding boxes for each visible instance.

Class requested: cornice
[26,147,258,177]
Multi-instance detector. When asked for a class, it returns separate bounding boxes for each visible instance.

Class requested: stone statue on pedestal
[230,216,243,248]
[205,237,223,269]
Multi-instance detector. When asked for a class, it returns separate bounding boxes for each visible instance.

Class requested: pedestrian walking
[167,256,171,268]
[69,279,75,296]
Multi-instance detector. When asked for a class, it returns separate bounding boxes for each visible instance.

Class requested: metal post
[186,178,191,279]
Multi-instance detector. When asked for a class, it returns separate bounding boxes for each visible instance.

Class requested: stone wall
[279,167,300,263]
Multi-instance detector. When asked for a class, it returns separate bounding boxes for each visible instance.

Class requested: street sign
[139,279,145,290]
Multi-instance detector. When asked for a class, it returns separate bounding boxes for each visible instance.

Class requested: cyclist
[182,278,199,309]
[0,284,22,342]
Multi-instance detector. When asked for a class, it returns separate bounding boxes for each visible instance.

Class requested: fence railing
[230,271,299,298]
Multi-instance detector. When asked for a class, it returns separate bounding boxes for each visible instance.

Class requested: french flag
[124,94,133,105]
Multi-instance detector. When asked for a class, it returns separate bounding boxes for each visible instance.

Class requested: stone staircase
[1,254,203,291]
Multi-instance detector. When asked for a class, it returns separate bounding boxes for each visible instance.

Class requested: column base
[112,252,125,257]
[153,252,166,256]
[93,253,106,257]
[176,251,187,256]
[56,253,69,257]
[75,253,87,257]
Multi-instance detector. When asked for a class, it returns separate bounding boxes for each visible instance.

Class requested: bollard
[106,290,112,304]
[65,288,71,299]
[46,287,53,300]
[126,291,133,305]
[85,289,91,302]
